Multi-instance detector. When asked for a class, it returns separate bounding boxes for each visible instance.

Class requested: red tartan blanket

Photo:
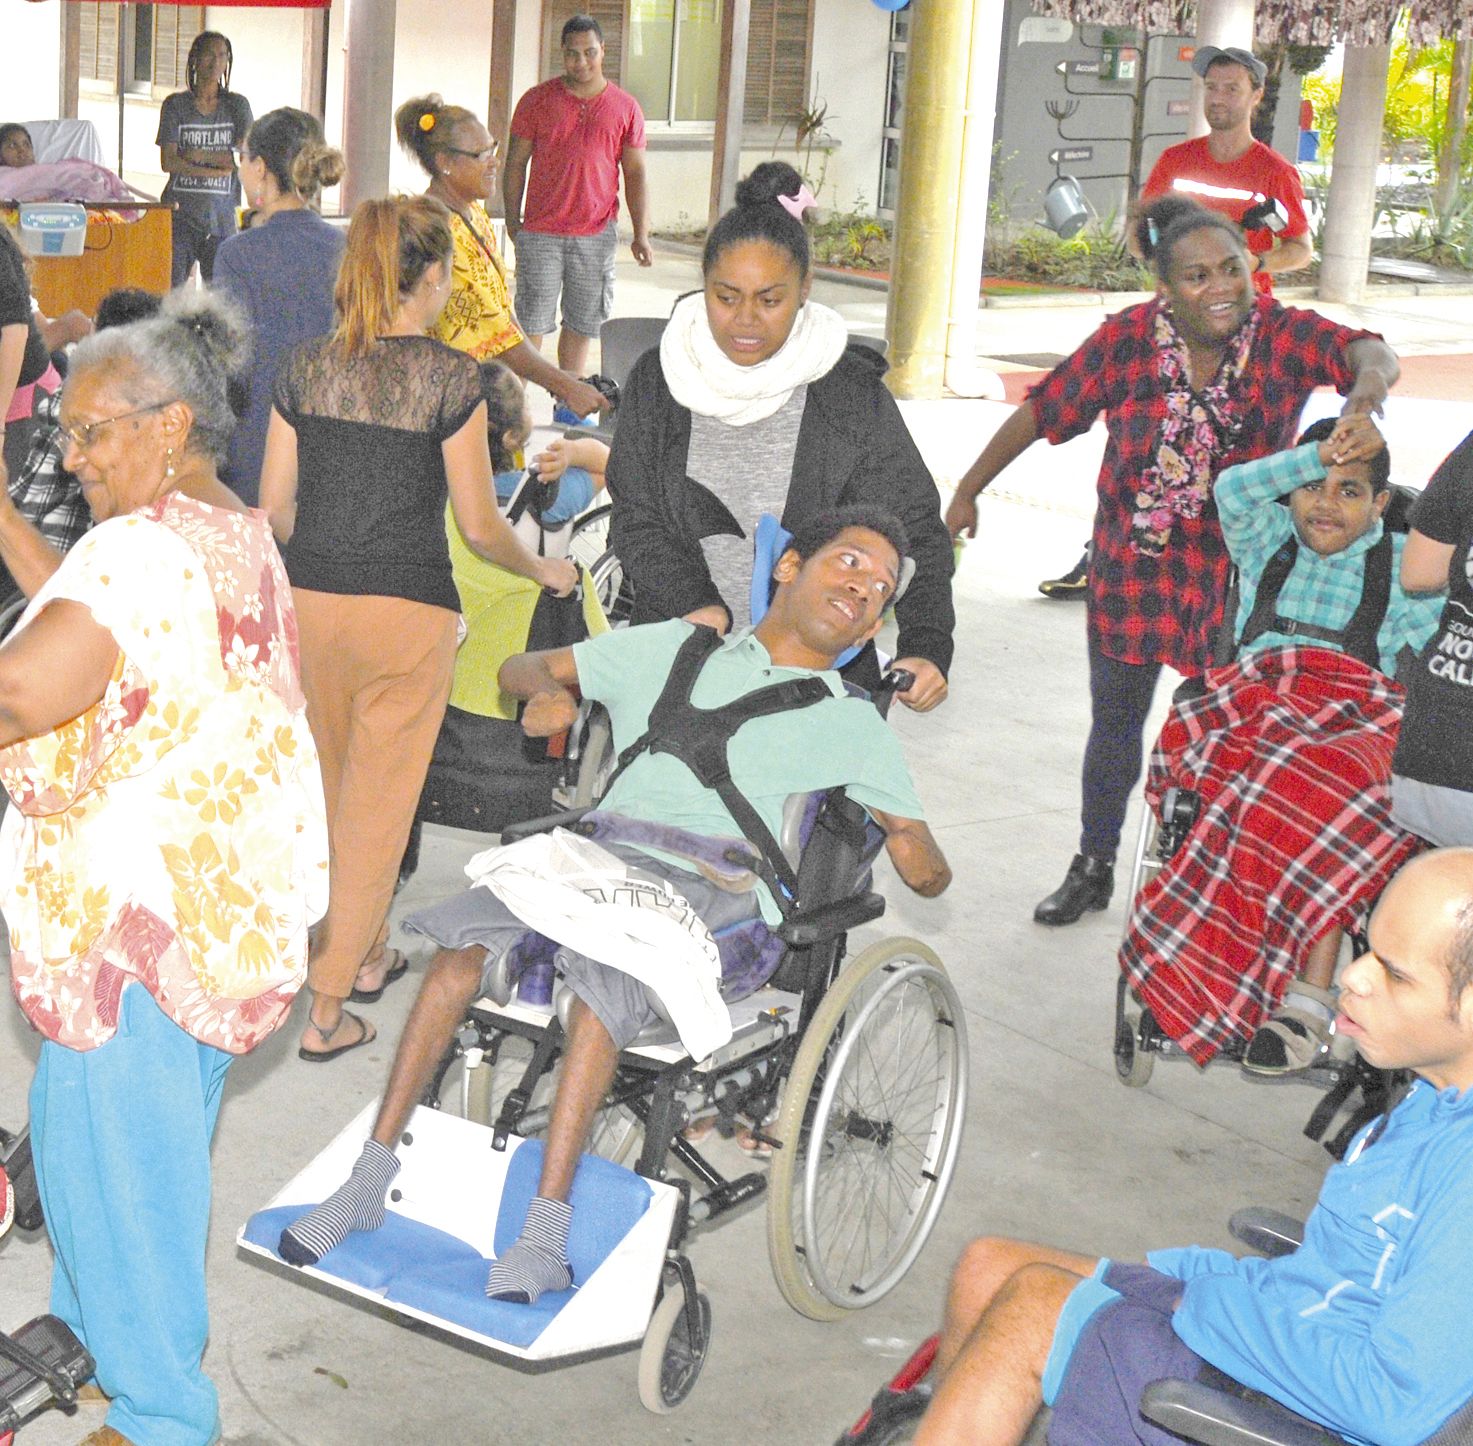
[1118,644,1420,1065]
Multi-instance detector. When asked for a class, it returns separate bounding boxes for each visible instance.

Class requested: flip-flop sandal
[681,1113,720,1146]
[735,1126,775,1160]
[349,950,410,1004]
[298,1010,377,1063]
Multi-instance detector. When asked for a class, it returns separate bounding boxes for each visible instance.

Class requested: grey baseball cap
[1191,45,1267,86]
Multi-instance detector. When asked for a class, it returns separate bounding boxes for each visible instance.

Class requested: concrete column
[1189,0,1255,140]
[1318,43,1389,304]
[885,0,973,399]
[341,0,398,212]
[942,0,1003,400]
[708,0,753,225]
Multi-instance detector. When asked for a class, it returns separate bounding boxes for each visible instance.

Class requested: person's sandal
[1243,986,1336,1076]
[298,1010,377,1063]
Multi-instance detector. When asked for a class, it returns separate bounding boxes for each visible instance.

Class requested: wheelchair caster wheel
[637,1286,711,1413]
[1114,1006,1155,1088]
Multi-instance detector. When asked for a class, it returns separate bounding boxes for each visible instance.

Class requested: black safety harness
[599,626,835,918]
[1237,531,1393,671]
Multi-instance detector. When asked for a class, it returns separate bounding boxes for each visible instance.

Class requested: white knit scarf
[659,291,850,427]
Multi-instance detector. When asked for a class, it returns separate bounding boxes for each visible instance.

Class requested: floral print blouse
[1,494,329,1053]
[430,203,524,362]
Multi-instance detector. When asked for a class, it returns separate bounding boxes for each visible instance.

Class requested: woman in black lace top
[260,194,576,1062]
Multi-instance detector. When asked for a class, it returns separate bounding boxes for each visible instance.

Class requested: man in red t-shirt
[503,14,651,377]
[1138,45,1311,295]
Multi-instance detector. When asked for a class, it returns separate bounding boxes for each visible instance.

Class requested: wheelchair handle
[880,668,915,697]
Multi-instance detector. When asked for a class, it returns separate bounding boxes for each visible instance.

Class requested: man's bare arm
[499,646,583,736]
[871,809,951,897]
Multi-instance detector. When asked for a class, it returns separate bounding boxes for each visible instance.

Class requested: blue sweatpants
[29,983,233,1445]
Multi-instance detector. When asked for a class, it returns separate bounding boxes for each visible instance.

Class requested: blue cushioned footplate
[243,1205,484,1292]
[385,1259,571,1347]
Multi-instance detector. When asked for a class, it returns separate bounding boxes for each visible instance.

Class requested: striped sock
[278,1139,400,1266]
[486,1196,573,1303]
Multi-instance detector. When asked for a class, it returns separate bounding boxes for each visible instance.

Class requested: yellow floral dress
[430,203,524,361]
[0,494,329,1053]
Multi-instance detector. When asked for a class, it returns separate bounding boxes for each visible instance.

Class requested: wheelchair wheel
[571,705,616,808]
[567,501,611,576]
[1113,975,1154,1088]
[637,1284,711,1413]
[767,938,967,1321]
[587,547,635,627]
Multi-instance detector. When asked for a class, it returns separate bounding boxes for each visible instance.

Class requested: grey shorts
[512,220,618,338]
[401,842,760,1049]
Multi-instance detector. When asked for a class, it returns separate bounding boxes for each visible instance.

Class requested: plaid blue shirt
[8,391,90,561]
[1215,441,1441,676]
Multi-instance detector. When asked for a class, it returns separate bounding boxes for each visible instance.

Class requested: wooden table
[14,203,173,318]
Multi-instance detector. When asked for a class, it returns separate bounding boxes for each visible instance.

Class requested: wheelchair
[426,751,969,1329]
[1111,776,1402,1158]
[835,1210,1473,1446]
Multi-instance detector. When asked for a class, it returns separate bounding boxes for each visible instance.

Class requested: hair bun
[159,289,250,376]
[734,159,805,211]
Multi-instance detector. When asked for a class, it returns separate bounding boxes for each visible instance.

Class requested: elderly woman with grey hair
[0,290,327,1446]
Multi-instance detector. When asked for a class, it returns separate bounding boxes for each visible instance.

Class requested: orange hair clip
[419,113,436,132]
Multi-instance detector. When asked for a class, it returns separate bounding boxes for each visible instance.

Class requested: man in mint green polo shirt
[277,506,950,1302]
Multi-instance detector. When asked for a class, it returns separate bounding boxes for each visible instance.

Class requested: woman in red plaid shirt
[946,197,1399,926]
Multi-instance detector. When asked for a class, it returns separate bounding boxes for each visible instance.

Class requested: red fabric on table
[1118,645,1420,1066]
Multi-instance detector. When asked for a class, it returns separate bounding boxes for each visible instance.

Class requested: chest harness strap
[600,626,833,916]
[1238,530,1393,671]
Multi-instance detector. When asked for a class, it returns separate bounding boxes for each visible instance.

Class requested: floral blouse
[430,203,524,361]
[0,494,329,1053]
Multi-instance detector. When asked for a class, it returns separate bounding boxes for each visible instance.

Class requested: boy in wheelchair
[908,849,1473,1446]
[1119,414,1443,1074]
[277,505,949,1302]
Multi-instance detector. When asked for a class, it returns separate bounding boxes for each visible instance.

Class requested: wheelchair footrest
[0,1314,94,1431]
[689,1172,766,1225]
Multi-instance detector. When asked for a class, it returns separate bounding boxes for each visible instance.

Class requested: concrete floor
[3,258,1471,1445]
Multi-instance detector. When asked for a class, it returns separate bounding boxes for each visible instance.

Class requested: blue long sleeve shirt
[1149,1081,1473,1445]
[1215,442,1441,675]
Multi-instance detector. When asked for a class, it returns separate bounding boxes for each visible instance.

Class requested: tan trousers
[294,589,459,1001]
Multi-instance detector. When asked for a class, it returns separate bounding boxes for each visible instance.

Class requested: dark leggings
[171,215,225,286]
[1080,639,1163,861]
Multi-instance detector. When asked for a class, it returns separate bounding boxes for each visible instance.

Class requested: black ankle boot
[1033,853,1114,926]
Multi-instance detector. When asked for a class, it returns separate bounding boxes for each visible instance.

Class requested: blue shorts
[1044,1261,1208,1445]
[495,466,597,526]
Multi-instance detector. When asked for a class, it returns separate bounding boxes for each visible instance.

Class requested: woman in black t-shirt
[260,194,575,1062]
[1392,429,1473,845]
[0,225,57,480]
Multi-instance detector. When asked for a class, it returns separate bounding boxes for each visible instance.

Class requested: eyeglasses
[444,143,499,163]
[61,402,172,451]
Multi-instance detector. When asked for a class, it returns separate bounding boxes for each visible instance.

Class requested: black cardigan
[605,342,955,677]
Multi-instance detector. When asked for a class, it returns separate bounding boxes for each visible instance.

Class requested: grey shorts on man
[513,220,619,338]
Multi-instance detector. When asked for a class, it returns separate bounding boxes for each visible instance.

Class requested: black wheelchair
[420,737,969,1328]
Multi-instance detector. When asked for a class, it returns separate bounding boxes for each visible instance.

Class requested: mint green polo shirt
[573,622,925,922]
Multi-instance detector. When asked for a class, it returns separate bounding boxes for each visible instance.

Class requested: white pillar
[942,0,1003,400]
[341,0,398,212]
[1189,0,1255,140]
[1318,43,1389,305]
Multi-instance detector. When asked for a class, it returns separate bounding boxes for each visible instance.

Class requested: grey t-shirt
[687,385,806,625]
[156,90,253,236]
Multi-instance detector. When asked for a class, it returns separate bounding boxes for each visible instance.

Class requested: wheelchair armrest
[777,890,885,946]
[499,807,594,845]
[1140,1379,1345,1446]
[1229,1207,1305,1259]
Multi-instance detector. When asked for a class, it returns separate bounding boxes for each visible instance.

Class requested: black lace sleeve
[432,347,485,442]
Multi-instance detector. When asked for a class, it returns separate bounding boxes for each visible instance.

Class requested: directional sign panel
[1049,146,1095,164]
[1055,60,1101,76]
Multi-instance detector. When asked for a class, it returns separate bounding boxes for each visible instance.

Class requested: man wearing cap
[1137,45,1311,293]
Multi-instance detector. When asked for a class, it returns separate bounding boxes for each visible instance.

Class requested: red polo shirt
[1141,136,1310,295]
[511,78,646,236]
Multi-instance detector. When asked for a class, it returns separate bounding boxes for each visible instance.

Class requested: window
[542,0,812,128]
[79,3,203,96]
[877,7,909,218]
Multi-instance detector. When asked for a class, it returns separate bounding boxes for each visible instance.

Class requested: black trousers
[1079,637,1164,860]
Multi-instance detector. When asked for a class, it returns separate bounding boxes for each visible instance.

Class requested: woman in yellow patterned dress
[394,93,609,420]
[0,291,327,1446]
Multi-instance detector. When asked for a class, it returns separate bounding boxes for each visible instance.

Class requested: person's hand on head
[536,556,579,597]
[893,657,948,712]
[1342,385,1388,420]
[1321,414,1385,468]
[522,686,579,737]
[945,492,979,541]
[683,605,730,636]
